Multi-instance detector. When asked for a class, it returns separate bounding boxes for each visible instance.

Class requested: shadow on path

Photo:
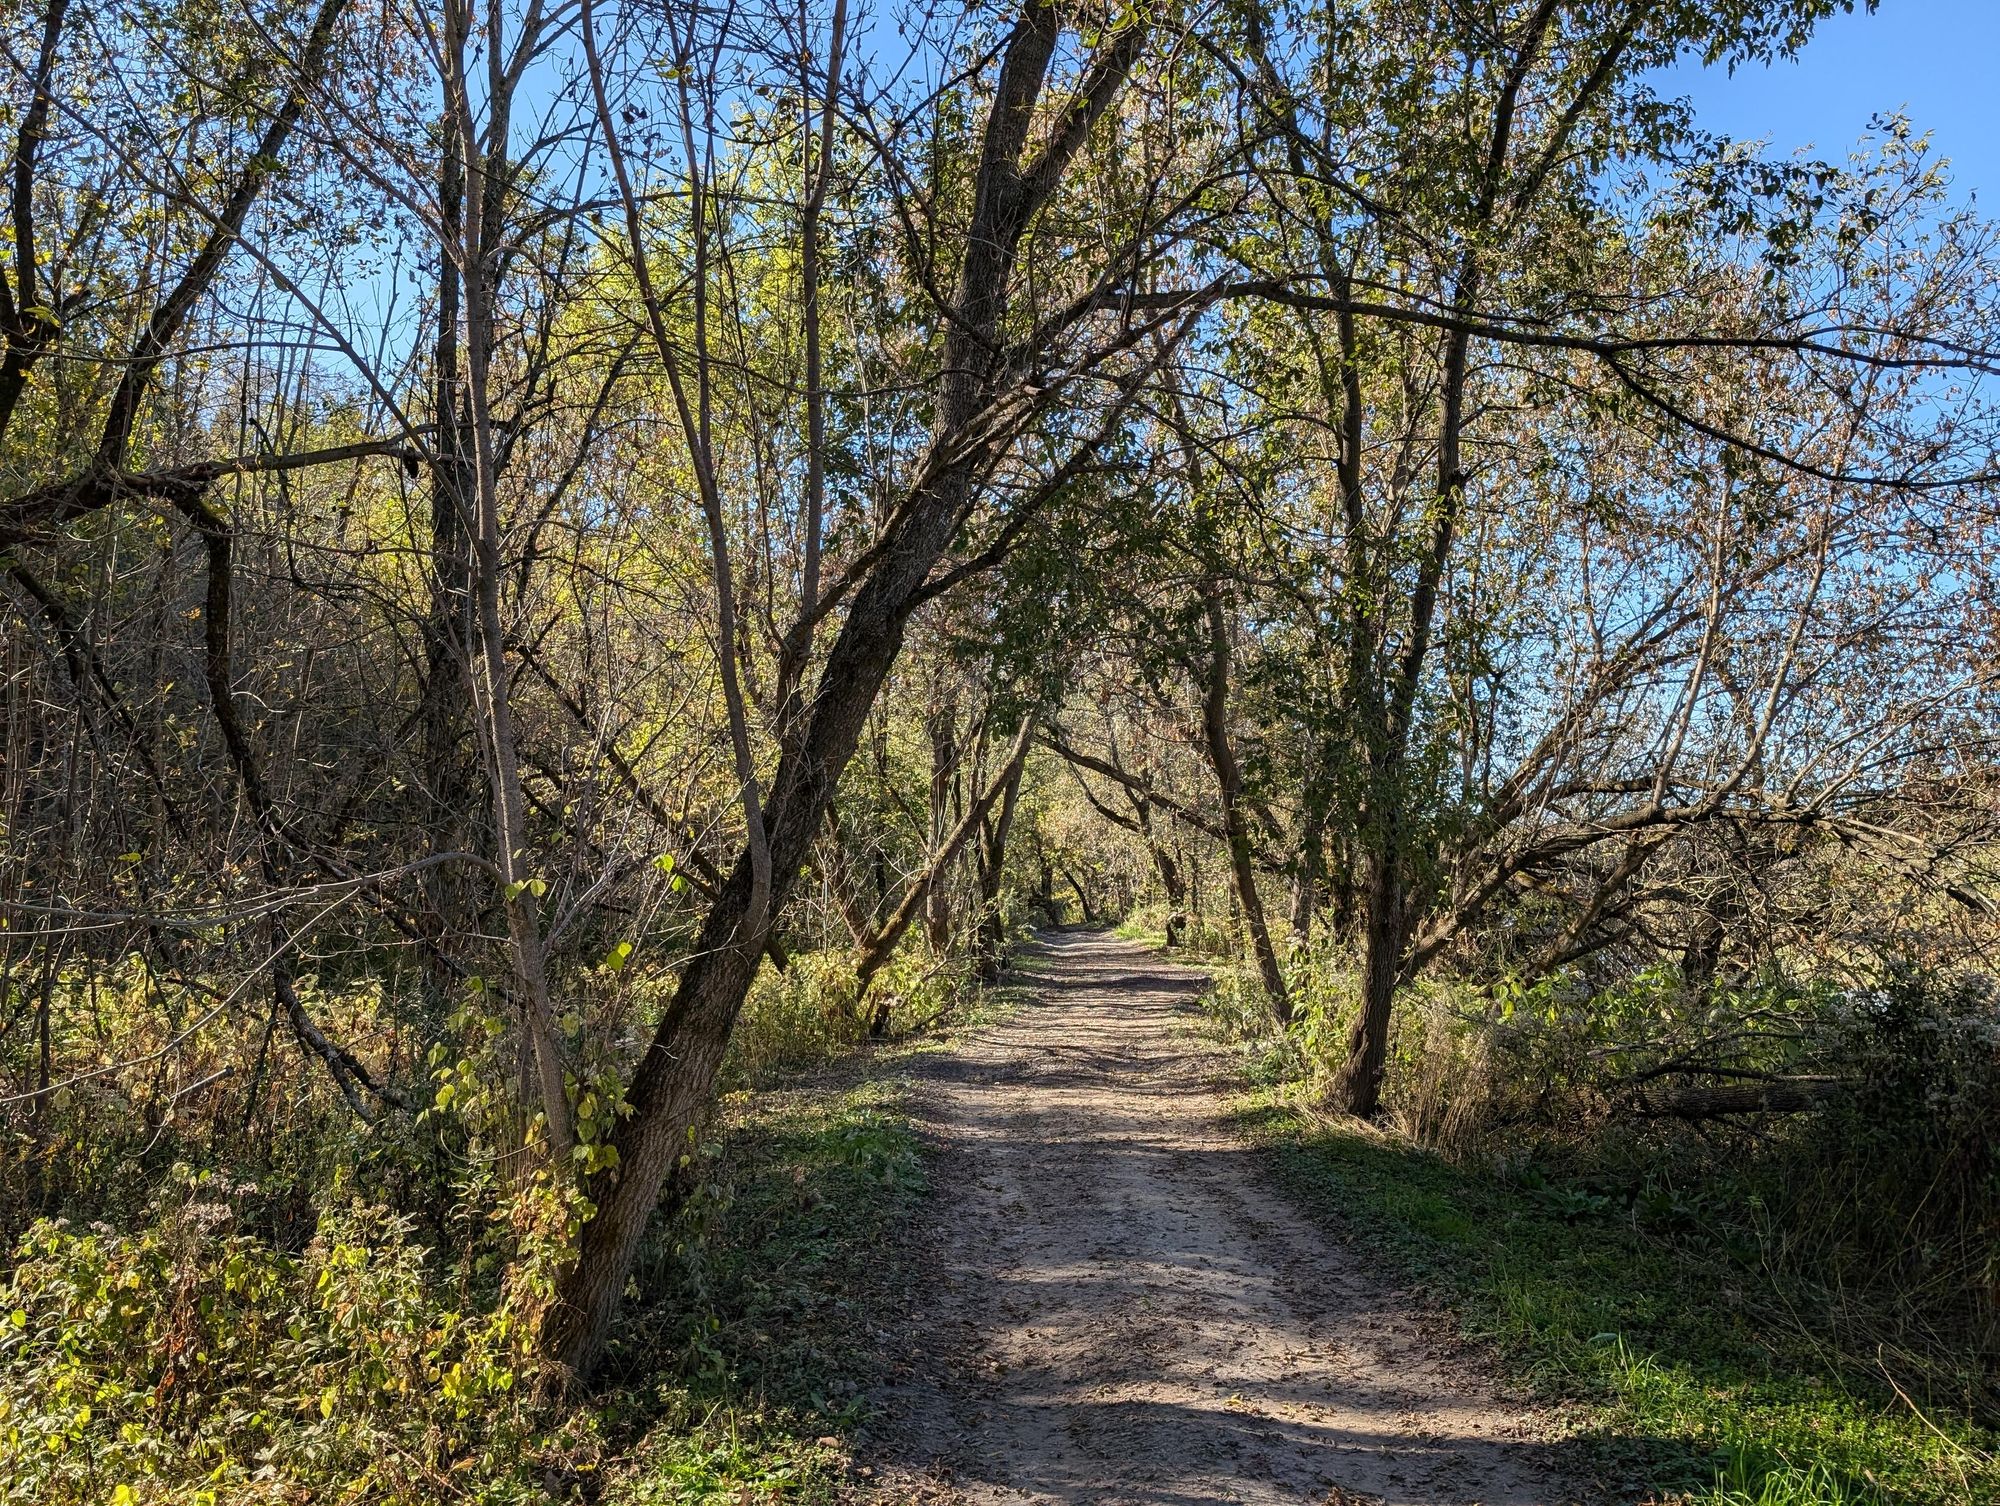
[859,931,1593,1506]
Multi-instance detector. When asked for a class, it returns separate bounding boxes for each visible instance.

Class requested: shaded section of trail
[861,930,1580,1506]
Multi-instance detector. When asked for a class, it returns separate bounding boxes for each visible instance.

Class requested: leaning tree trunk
[1634,1077,1851,1119]
[541,4,1140,1377]
[1063,866,1098,925]
[541,497,964,1373]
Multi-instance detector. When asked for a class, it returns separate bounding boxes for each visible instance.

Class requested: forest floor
[854,930,1580,1506]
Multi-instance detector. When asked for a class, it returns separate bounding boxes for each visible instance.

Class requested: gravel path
[860,930,1581,1506]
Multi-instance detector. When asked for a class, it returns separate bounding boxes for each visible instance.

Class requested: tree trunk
[922,692,959,953]
[421,43,482,1020]
[1329,846,1399,1114]
[1063,866,1098,924]
[974,750,1027,981]
[1288,811,1325,947]
[1144,832,1184,948]
[450,8,575,1161]
[1329,835,1356,942]
[1200,587,1289,1021]
[1189,843,1204,931]
[1326,222,1480,1114]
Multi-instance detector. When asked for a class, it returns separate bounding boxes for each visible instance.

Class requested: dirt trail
[861,930,1579,1506]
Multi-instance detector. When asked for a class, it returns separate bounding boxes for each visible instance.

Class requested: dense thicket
[2,0,1997,1497]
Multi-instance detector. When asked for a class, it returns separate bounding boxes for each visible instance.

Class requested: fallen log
[1632,1076,1852,1119]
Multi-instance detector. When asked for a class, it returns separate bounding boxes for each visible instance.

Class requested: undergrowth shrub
[1112,901,1172,944]
[1379,981,1509,1157]
[1199,961,1312,1085]
[719,942,987,1094]
[1200,940,2000,1405]
[0,1167,590,1505]
[872,946,979,1034]
[1812,971,1999,1272]
[1174,914,1243,959]
[1476,963,2000,1382]
[721,953,864,1090]
[1764,969,2000,1384]
[0,960,430,1252]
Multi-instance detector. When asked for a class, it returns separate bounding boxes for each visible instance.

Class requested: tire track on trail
[859,929,1583,1506]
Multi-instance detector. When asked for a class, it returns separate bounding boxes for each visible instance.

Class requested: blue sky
[1658,0,1999,203]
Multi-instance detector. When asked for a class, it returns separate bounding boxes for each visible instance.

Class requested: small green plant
[1697,1447,1875,1506]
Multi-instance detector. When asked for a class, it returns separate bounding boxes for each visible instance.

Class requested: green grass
[1227,1091,1999,1506]
[588,1078,922,1502]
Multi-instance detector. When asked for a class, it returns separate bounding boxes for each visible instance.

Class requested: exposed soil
[858,930,1584,1506]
